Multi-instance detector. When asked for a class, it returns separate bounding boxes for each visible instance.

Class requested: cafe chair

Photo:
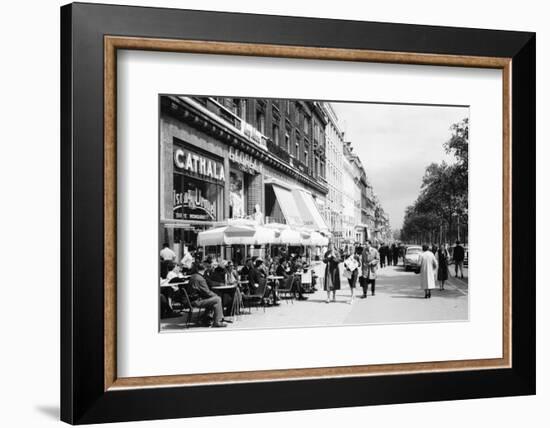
[242,281,269,313]
[179,287,204,328]
[276,278,294,304]
[300,269,313,293]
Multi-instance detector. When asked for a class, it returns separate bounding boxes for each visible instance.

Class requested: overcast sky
[331,102,468,230]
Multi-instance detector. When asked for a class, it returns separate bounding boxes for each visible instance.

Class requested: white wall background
[0,0,546,427]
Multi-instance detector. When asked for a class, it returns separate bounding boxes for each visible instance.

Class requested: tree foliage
[401,118,469,244]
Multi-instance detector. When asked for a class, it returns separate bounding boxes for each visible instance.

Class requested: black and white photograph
[159,95,469,331]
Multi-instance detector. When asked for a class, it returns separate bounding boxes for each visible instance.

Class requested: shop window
[173,173,224,222]
[229,170,246,218]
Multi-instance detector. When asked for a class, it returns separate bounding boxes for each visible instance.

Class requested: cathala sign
[173,146,225,182]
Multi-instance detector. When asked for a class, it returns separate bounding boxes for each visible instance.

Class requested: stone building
[322,103,344,247]
[159,95,329,260]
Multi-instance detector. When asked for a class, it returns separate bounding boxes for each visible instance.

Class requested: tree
[400,118,469,244]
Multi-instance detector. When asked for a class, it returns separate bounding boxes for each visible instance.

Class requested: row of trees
[400,118,469,245]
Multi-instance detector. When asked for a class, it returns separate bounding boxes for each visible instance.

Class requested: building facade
[341,142,357,244]
[160,96,329,260]
[343,142,370,243]
[322,103,344,247]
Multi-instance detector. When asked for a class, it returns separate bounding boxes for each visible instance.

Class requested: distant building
[343,142,371,243]
[322,103,344,247]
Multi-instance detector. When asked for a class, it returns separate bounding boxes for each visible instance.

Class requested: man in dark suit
[453,240,465,279]
[379,243,387,268]
[276,257,308,300]
[187,263,227,328]
[248,258,279,305]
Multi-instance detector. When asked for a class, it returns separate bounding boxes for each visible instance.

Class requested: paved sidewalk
[160,264,469,332]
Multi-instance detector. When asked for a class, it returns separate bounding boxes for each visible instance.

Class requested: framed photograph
[61,2,535,424]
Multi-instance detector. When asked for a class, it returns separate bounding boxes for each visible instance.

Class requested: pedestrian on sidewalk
[453,240,465,279]
[392,243,399,266]
[360,240,379,298]
[419,244,438,298]
[436,245,449,290]
[379,243,387,268]
[343,246,362,304]
[323,242,341,303]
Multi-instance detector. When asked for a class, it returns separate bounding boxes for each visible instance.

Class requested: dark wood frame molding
[61,2,535,424]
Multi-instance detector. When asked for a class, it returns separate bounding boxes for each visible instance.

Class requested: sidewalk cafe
[160,218,329,328]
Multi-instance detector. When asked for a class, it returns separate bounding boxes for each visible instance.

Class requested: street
[161,263,469,332]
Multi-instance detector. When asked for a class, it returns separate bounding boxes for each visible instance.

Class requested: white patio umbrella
[303,231,329,247]
[197,224,280,246]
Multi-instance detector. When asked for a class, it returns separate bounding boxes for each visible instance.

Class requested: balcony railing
[266,139,291,163]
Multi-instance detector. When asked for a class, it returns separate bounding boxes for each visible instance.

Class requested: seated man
[206,260,226,287]
[207,260,236,316]
[276,257,308,300]
[186,263,227,328]
[248,258,278,305]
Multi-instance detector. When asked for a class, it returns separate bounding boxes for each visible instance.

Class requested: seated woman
[225,261,240,286]
[225,261,242,315]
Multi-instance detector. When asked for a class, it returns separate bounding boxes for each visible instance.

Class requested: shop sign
[173,187,217,221]
[174,147,225,182]
[229,147,262,174]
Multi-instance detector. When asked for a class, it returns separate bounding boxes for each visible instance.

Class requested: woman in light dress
[419,244,438,299]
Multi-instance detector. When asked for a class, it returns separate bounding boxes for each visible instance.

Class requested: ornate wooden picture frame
[61,2,535,424]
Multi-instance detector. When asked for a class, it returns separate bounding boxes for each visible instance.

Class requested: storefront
[160,98,267,262]
[228,146,263,220]
[170,139,226,257]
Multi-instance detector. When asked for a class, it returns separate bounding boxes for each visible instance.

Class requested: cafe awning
[291,189,329,233]
[271,184,304,228]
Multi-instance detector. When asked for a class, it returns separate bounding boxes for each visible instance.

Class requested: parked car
[403,245,422,272]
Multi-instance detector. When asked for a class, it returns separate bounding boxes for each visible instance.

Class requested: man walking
[360,240,379,298]
[453,240,465,279]
[392,243,399,266]
[379,243,386,268]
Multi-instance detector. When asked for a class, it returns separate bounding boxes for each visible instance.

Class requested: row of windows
[215,97,328,180]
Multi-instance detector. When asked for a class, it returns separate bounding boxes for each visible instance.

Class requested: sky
[331,102,468,230]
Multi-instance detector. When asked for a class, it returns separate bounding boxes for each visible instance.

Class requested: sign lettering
[174,147,225,182]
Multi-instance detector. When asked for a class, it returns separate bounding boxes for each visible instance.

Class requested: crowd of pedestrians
[160,238,468,327]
